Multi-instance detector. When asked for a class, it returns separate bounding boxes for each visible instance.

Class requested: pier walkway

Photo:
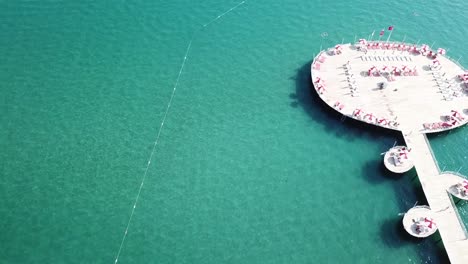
[403,131,468,264]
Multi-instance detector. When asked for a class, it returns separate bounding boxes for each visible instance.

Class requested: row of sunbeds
[423,122,453,130]
[344,64,359,97]
[361,55,412,62]
[432,72,462,101]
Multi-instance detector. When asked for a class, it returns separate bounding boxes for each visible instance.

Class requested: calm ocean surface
[1,0,467,263]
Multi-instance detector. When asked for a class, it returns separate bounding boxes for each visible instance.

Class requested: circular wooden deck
[383,146,414,173]
[311,42,468,134]
[402,205,438,238]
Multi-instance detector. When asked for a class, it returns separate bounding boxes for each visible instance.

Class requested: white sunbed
[392,155,403,166]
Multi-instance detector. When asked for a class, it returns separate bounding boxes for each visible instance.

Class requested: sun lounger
[441,122,452,128]
[431,123,441,129]
[392,155,403,166]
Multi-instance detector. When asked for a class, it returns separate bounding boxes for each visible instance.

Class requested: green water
[1,0,467,263]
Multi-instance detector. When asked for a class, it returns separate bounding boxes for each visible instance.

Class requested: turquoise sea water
[1,0,467,263]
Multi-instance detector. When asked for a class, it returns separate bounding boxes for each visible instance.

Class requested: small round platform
[383,146,414,173]
[402,205,438,238]
[440,172,468,201]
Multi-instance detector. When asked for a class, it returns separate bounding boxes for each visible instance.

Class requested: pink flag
[388,25,394,31]
[379,29,384,36]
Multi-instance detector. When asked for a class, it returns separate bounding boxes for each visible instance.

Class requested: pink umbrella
[420,44,430,55]
[333,101,344,110]
[451,110,464,120]
[463,180,468,190]
[398,147,409,159]
[437,48,446,55]
[441,122,452,128]
[432,59,440,65]
[353,108,363,117]
[424,217,436,229]
[363,113,375,121]
[392,66,401,75]
[316,84,326,94]
[334,45,343,55]
[314,77,321,83]
[377,118,388,125]
[381,66,390,72]
[313,62,321,70]
[359,39,367,45]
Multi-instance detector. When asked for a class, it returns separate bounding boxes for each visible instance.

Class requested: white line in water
[114,1,246,263]
[203,1,245,28]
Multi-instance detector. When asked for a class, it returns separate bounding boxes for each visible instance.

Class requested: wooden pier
[310,41,468,263]
[403,132,468,264]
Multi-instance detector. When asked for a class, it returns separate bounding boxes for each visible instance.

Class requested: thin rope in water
[114,1,246,263]
[202,1,245,28]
